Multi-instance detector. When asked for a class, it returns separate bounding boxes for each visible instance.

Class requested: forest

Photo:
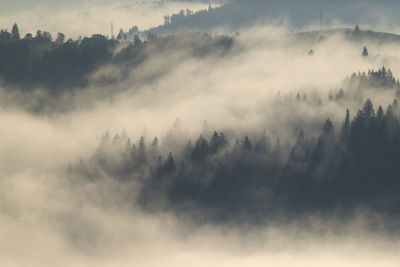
[59,25,400,224]
[2,20,400,226]
[147,0,400,35]
[0,23,233,93]
[3,2,400,265]
[70,95,400,224]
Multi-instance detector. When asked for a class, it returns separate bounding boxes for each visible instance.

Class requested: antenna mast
[111,22,114,39]
[320,9,323,29]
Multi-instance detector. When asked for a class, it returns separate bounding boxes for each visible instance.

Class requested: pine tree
[11,23,20,40]
[56,32,65,43]
[137,136,147,164]
[191,135,209,163]
[322,119,334,136]
[362,46,369,57]
[341,109,350,140]
[354,24,361,35]
[376,106,384,123]
[151,137,159,159]
[243,136,252,151]
[362,99,375,118]
[163,153,176,173]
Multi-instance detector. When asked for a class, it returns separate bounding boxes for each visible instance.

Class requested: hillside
[146,0,400,35]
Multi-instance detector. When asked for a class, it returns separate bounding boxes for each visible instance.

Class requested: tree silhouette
[191,135,209,164]
[72,98,400,223]
[322,119,334,136]
[341,109,350,140]
[11,23,20,40]
[353,24,361,35]
[56,32,65,43]
[362,46,369,57]
[163,153,176,173]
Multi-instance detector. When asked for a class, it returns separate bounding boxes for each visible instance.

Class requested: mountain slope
[147,0,400,34]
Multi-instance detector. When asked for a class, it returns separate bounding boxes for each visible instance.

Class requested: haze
[1,1,400,267]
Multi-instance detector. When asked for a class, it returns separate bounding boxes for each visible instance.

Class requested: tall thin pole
[111,22,114,39]
[320,9,323,29]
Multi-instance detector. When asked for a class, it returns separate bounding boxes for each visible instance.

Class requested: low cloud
[1,20,400,266]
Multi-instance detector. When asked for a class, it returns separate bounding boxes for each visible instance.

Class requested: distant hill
[145,0,400,35]
[295,27,400,44]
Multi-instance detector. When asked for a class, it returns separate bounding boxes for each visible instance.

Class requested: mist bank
[68,95,400,225]
[2,22,400,266]
[58,25,400,225]
[1,24,399,113]
[1,105,400,267]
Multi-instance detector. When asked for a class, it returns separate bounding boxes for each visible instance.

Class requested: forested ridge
[70,96,400,223]
[0,23,233,93]
[3,21,400,225]
[4,2,400,265]
[147,0,400,35]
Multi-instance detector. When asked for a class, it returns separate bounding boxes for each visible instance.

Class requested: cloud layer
[1,17,400,267]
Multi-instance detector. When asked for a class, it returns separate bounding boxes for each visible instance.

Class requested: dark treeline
[0,24,116,92]
[70,98,400,223]
[281,66,400,108]
[0,24,233,93]
[344,67,400,91]
[274,66,400,111]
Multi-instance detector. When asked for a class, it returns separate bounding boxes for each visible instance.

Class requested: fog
[3,26,396,137]
[2,9,400,266]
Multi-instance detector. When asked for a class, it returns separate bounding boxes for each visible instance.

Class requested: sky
[1,0,84,14]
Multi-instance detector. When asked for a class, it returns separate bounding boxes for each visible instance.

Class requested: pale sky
[1,0,82,14]
[0,0,199,14]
